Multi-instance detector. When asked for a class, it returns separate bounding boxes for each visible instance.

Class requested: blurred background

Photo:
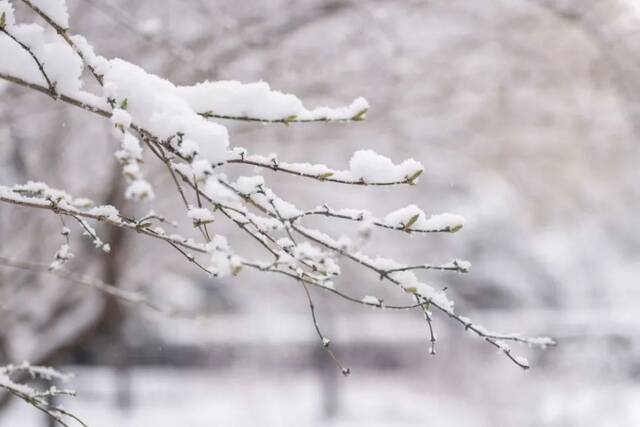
[1,0,640,425]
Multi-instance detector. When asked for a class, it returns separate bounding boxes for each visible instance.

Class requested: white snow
[177,139,200,160]
[187,206,215,224]
[191,159,213,180]
[49,243,73,271]
[227,149,424,185]
[125,179,154,201]
[347,150,423,184]
[179,80,368,121]
[234,175,264,195]
[382,205,466,232]
[207,236,243,278]
[69,34,109,75]
[103,59,229,163]
[0,19,83,93]
[117,132,143,161]
[110,108,132,128]
[87,205,120,221]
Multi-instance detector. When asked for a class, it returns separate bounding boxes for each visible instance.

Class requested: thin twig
[0,28,57,97]
[300,282,350,376]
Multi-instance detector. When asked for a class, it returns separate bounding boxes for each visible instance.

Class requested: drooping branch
[0,363,86,427]
[300,282,351,376]
[0,184,209,254]
[0,0,556,382]
[0,256,189,318]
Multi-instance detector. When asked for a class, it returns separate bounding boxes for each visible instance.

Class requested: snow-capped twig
[20,0,105,84]
[0,25,57,97]
[226,149,423,186]
[200,106,368,124]
[0,183,209,254]
[0,363,86,427]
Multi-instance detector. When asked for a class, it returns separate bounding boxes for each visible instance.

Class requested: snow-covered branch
[0,4,555,419]
[0,363,85,427]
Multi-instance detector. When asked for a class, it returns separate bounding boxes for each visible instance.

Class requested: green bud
[406,169,423,185]
[351,108,368,121]
[403,213,420,231]
[317,172,334,180]
[449,224,463,233]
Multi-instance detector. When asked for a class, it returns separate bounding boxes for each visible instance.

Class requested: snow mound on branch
[347,150,423,184]
[103,59,230,163]
[382,205,466,232]
[0,15,83,93]
[178,80,368,121]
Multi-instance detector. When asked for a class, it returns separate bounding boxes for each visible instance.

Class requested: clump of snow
[115,132,143,161]
[69,34,109,75]
[0,20,84,93]
[207,235,243,278]
[346,150,423,184]
[382,205,466,232]
[187,206,214,225]
[103,59,229,163]
[49,243,73,271]
[191,159,213,180]
[235,175,264,194]
[88,205,120,221]
[203,178,241,206]
[110,108,131,128]
[178,80,369,121]
[177,139,199,160]
[125,179,154,201]
[113,131,153,201]
[298,96,369,121]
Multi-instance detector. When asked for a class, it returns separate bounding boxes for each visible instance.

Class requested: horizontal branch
[200,107,368,124]
[0,185,208,254]
[0,256,188,318]
[291,204,463,233]
[226,151,423,186]
[0,72,110,117]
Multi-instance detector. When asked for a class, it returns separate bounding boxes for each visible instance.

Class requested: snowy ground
[2,366,640,427]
